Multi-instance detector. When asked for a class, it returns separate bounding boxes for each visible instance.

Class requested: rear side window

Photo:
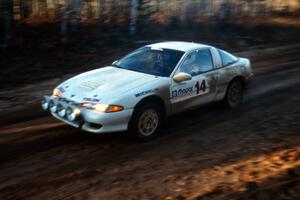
[219,49,238,67]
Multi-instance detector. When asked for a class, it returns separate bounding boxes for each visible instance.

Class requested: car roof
[146,41,211,52]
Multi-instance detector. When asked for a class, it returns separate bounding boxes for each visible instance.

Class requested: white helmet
[185,52,197,65]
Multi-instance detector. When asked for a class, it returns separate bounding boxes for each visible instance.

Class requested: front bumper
[42,96,133,133]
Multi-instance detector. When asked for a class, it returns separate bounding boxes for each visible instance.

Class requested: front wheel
[130,103,163,142]
[224,79,244,109]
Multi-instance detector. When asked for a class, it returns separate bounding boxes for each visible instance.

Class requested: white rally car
[42,41,253,140]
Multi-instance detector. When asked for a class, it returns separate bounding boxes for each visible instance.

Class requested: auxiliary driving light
[41,97,49,110]
[66,107,80,121]
[49,100,57,113]
[57,104,66,117]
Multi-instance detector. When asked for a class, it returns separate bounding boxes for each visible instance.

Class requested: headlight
[53,88,62,97]
[94,104,109,112]
[81,103,123,113]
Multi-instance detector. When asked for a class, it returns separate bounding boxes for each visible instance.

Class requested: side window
[179,49,214,76]
[219,49,238,67]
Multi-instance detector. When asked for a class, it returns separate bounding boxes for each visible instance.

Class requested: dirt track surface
[0,45,300,200]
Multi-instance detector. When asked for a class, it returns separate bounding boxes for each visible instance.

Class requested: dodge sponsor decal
[171,87,193,99]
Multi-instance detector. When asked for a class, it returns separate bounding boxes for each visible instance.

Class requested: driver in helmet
[180,52,201,75]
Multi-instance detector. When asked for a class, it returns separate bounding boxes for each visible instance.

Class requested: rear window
[219,49,238,67]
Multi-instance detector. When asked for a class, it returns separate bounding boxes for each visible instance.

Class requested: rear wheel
[130,103,163,141]
[224,79,244,109]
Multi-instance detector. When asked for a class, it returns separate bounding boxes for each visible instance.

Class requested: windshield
[114,47,184,77]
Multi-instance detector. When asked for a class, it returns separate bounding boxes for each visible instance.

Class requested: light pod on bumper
[49,100,57,113]
[57,104,66,117]
[66,107,80,121]
[41,97,49,110]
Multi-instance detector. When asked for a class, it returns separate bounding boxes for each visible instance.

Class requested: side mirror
[173,72,192,82]
[112,60,118,65]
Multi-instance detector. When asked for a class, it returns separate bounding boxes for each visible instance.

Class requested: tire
[130,102,163,142]
[224,79,244,109]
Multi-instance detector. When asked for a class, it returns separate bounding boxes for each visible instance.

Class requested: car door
[170,48,219,113]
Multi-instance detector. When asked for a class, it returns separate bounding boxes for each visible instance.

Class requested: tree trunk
[180,0,187,26]
[3,0,12,47]
[110,0,117,28]
[71,0,78,32]
[129,0,138,35]
[99,0,105,31]
[20,0,24,22]
[61,0,68,43]
[207,0,213,16]
[298,0,300,17]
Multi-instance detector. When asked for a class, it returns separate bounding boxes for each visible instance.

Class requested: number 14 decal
[195,80,207,94]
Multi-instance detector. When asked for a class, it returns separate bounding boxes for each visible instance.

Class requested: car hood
[58,66,159,103]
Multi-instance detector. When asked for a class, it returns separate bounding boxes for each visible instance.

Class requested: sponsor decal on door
[171,79,209,103]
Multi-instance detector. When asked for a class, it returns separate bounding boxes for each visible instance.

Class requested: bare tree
[71,0,79,32]
[111,0,117,28]
[99,0,105,31]
[298,0,300,16]
[136,0,154,30]
[207,0,213,16]
[219,0,232,21]
[129,0,138,35]
[2,0,12,47]
[156,0,160,12]
[180,0,188,26]
[61,0,68,43]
